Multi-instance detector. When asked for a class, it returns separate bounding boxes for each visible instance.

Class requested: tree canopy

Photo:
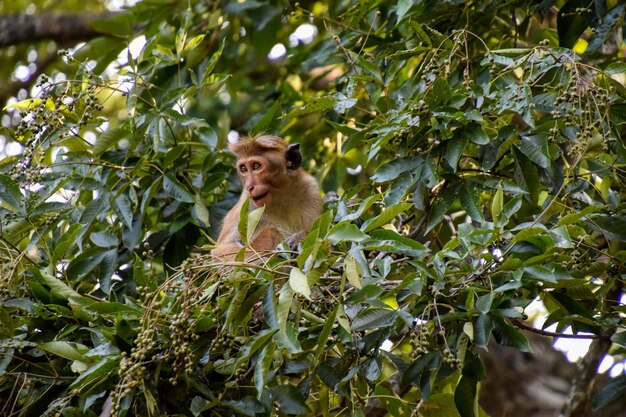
[1,1,626,417]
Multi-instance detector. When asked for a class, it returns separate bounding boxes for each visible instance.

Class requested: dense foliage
[1,0,626,416]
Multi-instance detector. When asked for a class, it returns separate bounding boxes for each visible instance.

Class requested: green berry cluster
[165,308,199,382]
[409,324,430,357]
[443,347,461,368]
[209,331,236,356]
[110,324,158,414]
[8,63,105,191]
[0,246,18,301]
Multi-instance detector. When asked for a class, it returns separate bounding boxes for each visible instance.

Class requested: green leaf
[605,62,626,75]
[277,279,293,330]
[201,39,224,84]
[153,44,177,63]
[357,55,383,84]
[351,308,396,331]
[344,254,362,289]
[593,215,626,242]
[426,194,453,233]
[491,184,503,225]
[364,229,428,257]
[93,127,127,156]
[98,250,117,295]
[247,206,266,243]
[236,328,278,369]
[262,282,279,329]
[289,268,312,300]
[192,196,210,228]
[459,182,484,222]
[371,156,422,183]
[557,0,594,48]
[339,194,380,221]
[549,292,594,319]
[66,247,107,281]
[3,97,41,111]
[611,331,626,347]
[224,282,250,331]
[191,396,215,416]
[315,306,338,360]
[511,226,546,243]
[53,224,83,259]
[517,132,550,168]
[585,4,625,55]
[40,341,88,362]
[493,317,532,352]
[182,34,206,53]
[396,0,413,23]
[333,92,357,114]
[498,195,522,227]
[513,148,541,203]
[464,123,489,144]
[251,101,281,135]
[557,205,602,226]
[454,376,478,417]
[0,173,24,213]
[476,292,493,314]
[197,125,218,148]
[445,135,468,172]
[549,225,573,249]
[284,95,335,120]
[238,198,250,245]
[113,193,133,229]
[163,174,195,203]
[254,341,276,398]
[325,119,361,137]
[473,314,494,349]
[593,373,626,411]
[523,265,558,283]
[385,171,418,206]
[362,202,412,233]
[327,222,369,244]
[469,176,527,194]
[270,385,312,415]
[89,231,118,248]
[31,268,86,301]
[68,357,118,394]
[85,302,143,315]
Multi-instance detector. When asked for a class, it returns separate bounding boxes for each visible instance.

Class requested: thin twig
[510,318,609,340]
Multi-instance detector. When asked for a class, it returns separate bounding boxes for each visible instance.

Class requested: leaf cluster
[1,1,626,416]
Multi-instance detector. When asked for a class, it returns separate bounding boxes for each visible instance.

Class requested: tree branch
[0,12,122,47]
[510,318,609,340]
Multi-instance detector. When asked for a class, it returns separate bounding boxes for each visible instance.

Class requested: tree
[1,1,625,416]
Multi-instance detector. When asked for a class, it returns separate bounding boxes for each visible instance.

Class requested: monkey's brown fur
[212,135,322,260]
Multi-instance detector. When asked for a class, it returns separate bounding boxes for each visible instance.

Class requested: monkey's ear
[286,143,302,170]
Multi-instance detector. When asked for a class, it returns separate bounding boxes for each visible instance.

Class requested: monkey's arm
[213,199,284,261]
[212,228,283,261]
[212,198,245,260]
[250,227,284,251]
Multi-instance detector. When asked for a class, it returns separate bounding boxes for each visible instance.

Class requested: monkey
[212,135,323,261]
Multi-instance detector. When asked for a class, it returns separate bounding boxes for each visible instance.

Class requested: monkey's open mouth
[251,192,269,204]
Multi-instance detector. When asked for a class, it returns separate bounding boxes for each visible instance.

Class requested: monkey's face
[236,155,285,208]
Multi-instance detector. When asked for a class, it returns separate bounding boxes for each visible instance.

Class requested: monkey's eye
[239,165,247,173]
[252,162,261,171]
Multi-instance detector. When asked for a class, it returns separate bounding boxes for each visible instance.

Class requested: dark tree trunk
[0,12,120,47]
[480,332,625,417]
